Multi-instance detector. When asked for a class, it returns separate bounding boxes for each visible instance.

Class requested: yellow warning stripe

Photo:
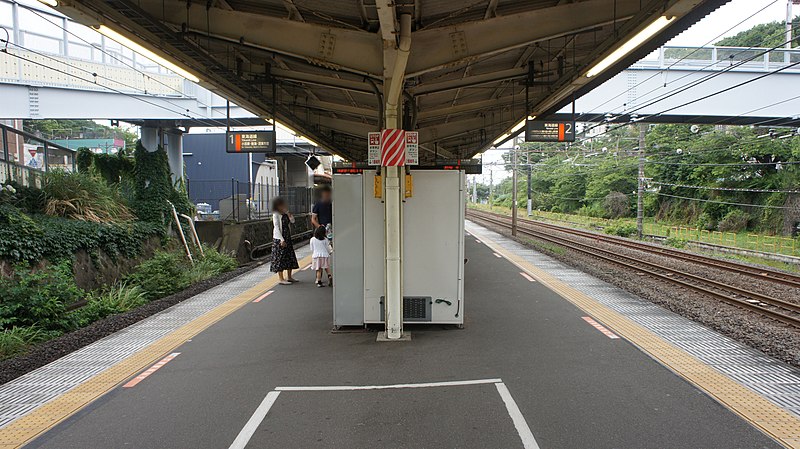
[0,255,311,449]
[478,231,800,448]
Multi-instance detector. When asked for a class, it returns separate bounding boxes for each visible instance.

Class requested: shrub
[696,212,717,231]
[0,204,44,261]
[664,237,688,249]
[0,262,84,332]
[0,203,163,263]
[604,222,638,238]
[43,171,133,222]
[186,247,237,284]
[1,182,44,213]
[0,326,52,360]
[718,209,750,233]
[126,246,237,299]
[603,192,631,218]
[576,203,605,218]
[70,283,147,328]
[126,250,191,300]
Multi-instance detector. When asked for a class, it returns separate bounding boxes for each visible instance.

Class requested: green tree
[715,16,799,47]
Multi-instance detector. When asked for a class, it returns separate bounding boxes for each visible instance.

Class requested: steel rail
[470,209,800,288]
[533,218,800,289]
[467,210,800,328]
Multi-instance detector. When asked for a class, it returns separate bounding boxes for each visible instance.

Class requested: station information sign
[333,159,481,174]
[367,132,381,165]
[524,120,575,142]
[225,131,277,153]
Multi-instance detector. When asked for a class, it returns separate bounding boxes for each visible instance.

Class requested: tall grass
[70,283,148,328]
[0,327,48,360]
[43,171,133,222]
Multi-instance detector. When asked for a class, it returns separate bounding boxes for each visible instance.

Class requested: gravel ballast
[473,218,800,369]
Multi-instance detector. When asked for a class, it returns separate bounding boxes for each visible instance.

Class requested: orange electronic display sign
[225,131,276,153]
[525,120,575,142]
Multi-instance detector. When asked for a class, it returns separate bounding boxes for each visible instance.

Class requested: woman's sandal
[279,280,292,285]
[288,278,300,283]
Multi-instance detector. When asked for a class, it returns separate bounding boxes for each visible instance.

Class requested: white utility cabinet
[332,170,465,327]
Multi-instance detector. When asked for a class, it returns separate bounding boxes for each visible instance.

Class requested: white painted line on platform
[122,353,180,388]
[475,239,483,244]
[582,316,620,339]
[228,391,282,449]
[519,272,536,282]
[495,382,540,449]
[252,290,274,303]
[233,379,539,449]
[493,252,503,258]
[275,378,503,392]
[302,264,312,271]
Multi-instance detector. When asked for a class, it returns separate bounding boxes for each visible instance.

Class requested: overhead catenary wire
[579,35,800,141]
[646,159,800,167]
[581,0,781,121]
[0,32,255,130]
[15,3,253,130]
[0,46,228,129]
[649,181,800,194]
[652,192,794,209]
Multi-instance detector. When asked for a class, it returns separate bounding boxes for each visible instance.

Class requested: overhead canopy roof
[56,0,729,161]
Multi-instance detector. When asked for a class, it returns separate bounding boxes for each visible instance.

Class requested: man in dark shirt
[311,185,332,229]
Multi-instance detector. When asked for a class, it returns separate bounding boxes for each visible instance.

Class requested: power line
[649,181,800,194]
[581,0,781,120]
[580,36,800,141]
[0,46,224,128]
[652,192,794,209]
[14,3,252,130]
[646,159,799,167]
[1,33,255,131]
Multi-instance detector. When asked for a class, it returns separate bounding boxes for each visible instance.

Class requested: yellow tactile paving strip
[476,230,800,448]
[0,255,311,449]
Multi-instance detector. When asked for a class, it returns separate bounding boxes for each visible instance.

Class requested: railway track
[467,209,800,329]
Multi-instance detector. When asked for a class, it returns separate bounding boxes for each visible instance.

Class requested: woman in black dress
[270,197,299,284]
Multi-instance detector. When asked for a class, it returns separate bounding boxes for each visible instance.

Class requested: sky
[475,0,793,186]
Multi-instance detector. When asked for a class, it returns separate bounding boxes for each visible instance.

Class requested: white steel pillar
[379,9,411,340]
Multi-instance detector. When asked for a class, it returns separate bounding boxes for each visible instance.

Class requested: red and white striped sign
[380,128,406,166]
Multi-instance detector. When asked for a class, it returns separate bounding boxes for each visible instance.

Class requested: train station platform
[2,222,800,448]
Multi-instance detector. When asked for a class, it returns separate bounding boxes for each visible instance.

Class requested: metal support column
[637,123,646,239]
[43,142,49,172]
[2,127,8,162]
[381,12,411,340]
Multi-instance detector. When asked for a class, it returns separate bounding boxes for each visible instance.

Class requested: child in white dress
[311,226,332,287]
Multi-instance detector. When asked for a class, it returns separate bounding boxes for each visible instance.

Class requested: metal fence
[640,46,800,72]
[1,123,76,186]
[187,179,312,222]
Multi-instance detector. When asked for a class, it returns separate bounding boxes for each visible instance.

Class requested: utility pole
[637,123,646,239]
[489,169,494,210]
[472,176,477,203]
[787,0,796,49]
[526,164,532,216]
[511,142,518,237]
